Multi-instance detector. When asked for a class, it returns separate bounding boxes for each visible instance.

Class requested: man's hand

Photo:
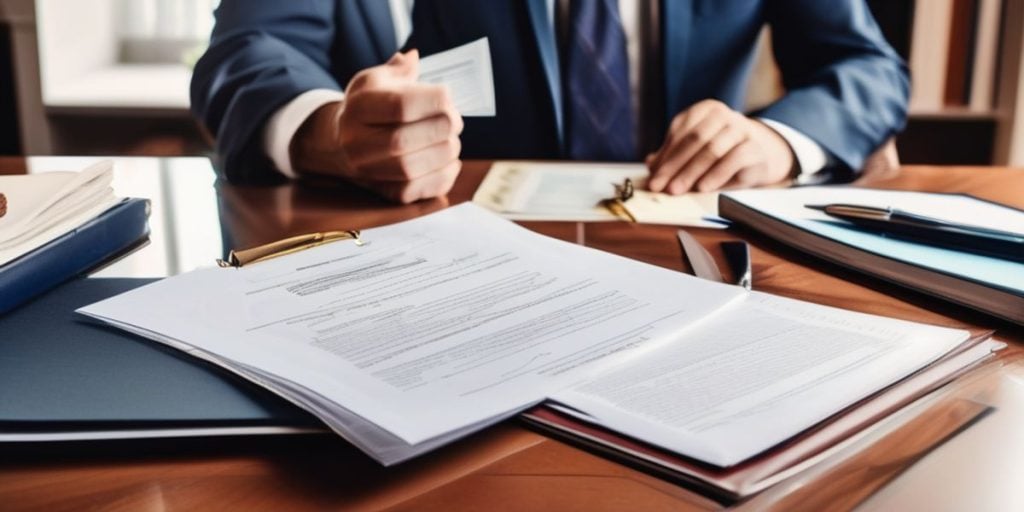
[646,100,795,195]
[290,50,464,204]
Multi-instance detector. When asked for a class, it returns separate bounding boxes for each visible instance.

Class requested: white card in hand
[418,38,496,117]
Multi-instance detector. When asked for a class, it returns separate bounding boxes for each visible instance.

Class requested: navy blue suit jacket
[191,0,909,183]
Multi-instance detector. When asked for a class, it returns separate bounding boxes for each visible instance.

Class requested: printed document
[550,292,968,466]
[80,203,970,466]
[419,38,496,117]
[81,204,741,461]
[473,161,726,228]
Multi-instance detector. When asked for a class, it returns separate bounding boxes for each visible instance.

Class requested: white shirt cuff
[757,118,833,185]
[263,89,346,179]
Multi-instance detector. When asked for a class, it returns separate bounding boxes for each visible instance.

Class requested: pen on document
[805,203,1024,262]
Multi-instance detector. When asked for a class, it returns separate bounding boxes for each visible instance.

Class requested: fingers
[648,100,724,170]
[346,83,454,124]
[665,124,747,194]
[363,159,462,204]
[648,114,728,192]
[646,99,800,195]
[649,100,742,192]
[650,120,747,195]
[318,49,467,203]
[347,49,420,92]
[347,111,463,165]
[345,50,451,126]
[356,135,462,181]
[721,165,766,190]
[694,143,763,192]
[333,49,463,200]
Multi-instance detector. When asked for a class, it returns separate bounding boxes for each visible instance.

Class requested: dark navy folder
[0,278,322,440]
[0,198,150,315]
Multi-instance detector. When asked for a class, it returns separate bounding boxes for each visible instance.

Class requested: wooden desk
[2,157,1023,511]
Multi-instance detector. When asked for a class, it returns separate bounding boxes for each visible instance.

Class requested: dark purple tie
[563,0,636,161]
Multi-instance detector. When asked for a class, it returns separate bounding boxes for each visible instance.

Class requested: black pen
[805,203,1024,262]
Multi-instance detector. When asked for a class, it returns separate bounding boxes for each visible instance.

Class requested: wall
[35,0,117,103]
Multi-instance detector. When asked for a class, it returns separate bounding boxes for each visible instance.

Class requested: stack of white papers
[80,204,974,466]
[0,160,119,266]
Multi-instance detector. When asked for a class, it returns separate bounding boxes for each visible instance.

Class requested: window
[36,0,219,110]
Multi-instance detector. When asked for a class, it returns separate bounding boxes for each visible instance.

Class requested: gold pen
[600,178,638,222]
[217,230,364,268]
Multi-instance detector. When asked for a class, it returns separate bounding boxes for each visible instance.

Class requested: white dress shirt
[263,0,830,181]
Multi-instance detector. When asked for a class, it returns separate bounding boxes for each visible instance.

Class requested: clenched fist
[290,50,464,204]
[646,100,796,195]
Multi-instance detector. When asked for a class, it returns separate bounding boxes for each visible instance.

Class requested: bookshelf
[0,0,210,156]
[994,0,1024,165]
[867,0,1024,166]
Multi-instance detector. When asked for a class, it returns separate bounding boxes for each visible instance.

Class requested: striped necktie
[563,0,636,161]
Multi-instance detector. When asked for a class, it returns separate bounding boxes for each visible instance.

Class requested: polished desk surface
[2,157,1023,511]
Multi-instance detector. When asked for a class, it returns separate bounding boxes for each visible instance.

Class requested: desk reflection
[21,156,223,278]
[14,157,455,278]
[215,174,450,254]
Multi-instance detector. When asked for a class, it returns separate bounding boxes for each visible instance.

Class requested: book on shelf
[909,0,954,111]
[968,0,1002,111]
[906,0,1003,112]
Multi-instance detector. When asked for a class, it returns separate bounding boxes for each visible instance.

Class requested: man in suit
[192,0,908,204]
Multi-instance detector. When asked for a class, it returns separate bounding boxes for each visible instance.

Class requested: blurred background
[0,0,1022,166]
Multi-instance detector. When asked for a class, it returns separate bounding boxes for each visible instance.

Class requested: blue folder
[0,198,150,315]
[0,278,321,440]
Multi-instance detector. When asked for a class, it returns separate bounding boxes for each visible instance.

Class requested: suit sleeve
[190,0,340,182]
[758,0,910,177]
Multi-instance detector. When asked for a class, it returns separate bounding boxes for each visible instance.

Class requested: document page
[473,161,725,227]
[549,292,968,467]
[80,203,742,453]
[419,38,495,117]
[473,161,648,221]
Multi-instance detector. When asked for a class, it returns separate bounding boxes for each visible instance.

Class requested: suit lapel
[524,0,564,148]
[355,0,398,60]
[662,0,694,123]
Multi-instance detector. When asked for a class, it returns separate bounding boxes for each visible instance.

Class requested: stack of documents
[0,161,119,266]
[0,161,150,313]
[80,204,997,472]
[523,329,997,500]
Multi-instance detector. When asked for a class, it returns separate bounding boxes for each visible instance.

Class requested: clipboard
[217,230,365,268]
